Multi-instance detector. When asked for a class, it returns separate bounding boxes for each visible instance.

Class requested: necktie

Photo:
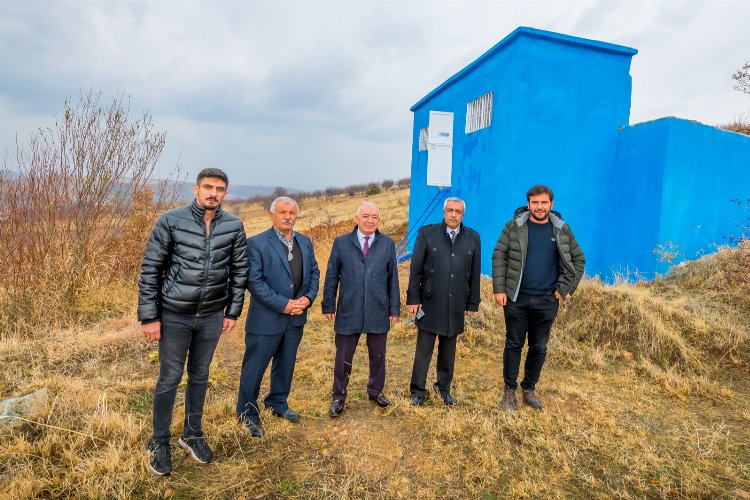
[450,230,456,242]
[363,236,370,257]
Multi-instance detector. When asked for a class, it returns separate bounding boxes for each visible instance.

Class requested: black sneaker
[178,435,213,464]
[148,440,172,476]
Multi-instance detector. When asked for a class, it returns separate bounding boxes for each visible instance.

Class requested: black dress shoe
[368,393,391,408]
[330,399,344,417]
[433,383,457,405]
[271,408,300,423]
[410,394,425,406]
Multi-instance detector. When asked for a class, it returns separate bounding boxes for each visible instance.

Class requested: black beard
[530,211,549,222]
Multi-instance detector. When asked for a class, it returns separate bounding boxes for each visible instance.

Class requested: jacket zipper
[196,218,215,317]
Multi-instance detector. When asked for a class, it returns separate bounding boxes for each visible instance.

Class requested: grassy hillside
[1,187,749,498]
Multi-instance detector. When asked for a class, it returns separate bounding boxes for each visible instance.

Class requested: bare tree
[0,89,178,333]
[733,62,750,95]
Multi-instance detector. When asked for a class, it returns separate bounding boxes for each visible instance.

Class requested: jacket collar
[347,226,381,250]
[441,220,463,237]
[266,227,294,277]
[190,199,223,224]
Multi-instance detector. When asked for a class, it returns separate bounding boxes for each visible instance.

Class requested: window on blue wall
[465,91,493,134]
[418,128,428,151]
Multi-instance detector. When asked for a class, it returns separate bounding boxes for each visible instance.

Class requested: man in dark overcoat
[322,201,400,417]
[406,197,481,406]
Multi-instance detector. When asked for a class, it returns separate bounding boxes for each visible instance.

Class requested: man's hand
[221,318,236,334]
[494,293,507,307]
[466,310,476,316]
[554,290,571,303]
[283,299,305,315]
[296,296,311,309]
[390,315,399,325]
[407,304,421,316]
[325,313,335,321]
[141,321,161,341]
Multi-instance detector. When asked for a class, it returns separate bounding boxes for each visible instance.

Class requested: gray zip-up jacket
[492,208,585,302]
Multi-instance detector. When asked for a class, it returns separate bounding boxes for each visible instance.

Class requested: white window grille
[418,127,428,151]
[465,91,493,134]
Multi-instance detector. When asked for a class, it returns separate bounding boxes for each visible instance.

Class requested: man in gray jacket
[492,185,585,411]
[322,202,400,417]
[138,168,249,476]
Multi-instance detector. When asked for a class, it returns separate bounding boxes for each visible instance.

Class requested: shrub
[0,90,178,336]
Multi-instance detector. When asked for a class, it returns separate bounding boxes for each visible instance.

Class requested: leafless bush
[733,62,750,96]
[0,90,178,336]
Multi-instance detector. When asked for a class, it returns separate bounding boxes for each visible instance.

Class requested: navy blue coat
[322,228,400,335]
[245,228,320,335]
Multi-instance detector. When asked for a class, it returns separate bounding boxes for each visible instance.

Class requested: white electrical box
[426,111,453,187]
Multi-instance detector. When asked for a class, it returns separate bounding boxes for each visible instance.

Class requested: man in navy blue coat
[322,202,400,417]
[236,197,319,436]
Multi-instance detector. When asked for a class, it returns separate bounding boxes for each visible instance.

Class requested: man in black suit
[406,197,481,406]
[322,201,400,417]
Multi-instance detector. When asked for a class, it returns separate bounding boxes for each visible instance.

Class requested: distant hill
[0,169,298,202]
[153,179,301,202]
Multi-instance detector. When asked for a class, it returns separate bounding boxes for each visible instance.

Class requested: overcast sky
[1,0,748,190]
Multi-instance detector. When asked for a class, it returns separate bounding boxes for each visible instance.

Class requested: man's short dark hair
[526,184,554,202]
[197,168,229,187]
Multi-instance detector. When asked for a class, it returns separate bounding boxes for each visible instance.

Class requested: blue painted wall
[605,118,750,278]
[407,27,637,277]
[408,27,750,281]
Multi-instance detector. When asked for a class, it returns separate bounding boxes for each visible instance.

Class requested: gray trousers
[152,310,223,443]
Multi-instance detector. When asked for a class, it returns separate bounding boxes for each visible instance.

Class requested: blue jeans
[152,309,223,443]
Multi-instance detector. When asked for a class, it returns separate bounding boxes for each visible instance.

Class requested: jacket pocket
[162,264,181,295]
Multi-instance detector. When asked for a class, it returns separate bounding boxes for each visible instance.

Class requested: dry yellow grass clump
[1,190,749,498]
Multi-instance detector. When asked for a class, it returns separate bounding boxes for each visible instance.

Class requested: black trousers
[409,329,457,398]
[502,294,559,391]
[332,333,387,401]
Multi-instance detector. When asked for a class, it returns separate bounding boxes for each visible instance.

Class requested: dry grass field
[229,189,410,238]
[1,187,749,498]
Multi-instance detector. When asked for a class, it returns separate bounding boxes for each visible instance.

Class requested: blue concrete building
[405,27,750,279]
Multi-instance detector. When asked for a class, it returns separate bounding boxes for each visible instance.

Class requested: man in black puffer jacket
[138,168,249,476]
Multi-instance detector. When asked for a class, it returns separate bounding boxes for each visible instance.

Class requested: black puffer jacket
[137,200,249,323]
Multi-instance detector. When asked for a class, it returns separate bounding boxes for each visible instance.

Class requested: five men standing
[236,197,320,436]
[139,168,249,476]
[492,185,585,410]
[139,174,585,474]
[406,197,481,406]
[322,202,400,416]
